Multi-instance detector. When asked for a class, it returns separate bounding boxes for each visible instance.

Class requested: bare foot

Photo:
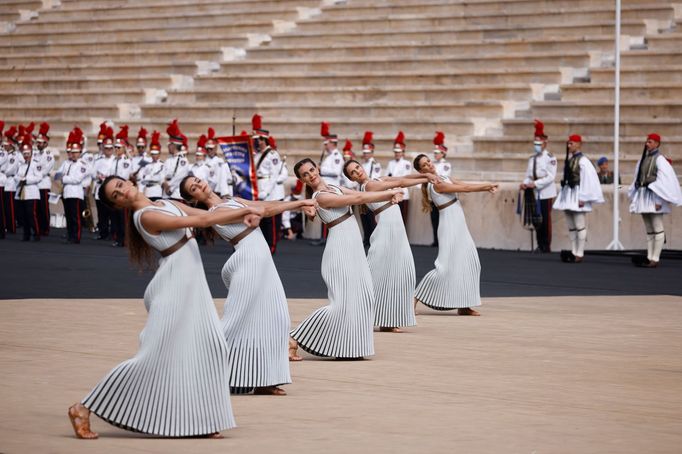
[289,338,302,362]
[457,308,481,316]
[207,432,224,439]
[254,386,287,396]
[68,403,98,439]
[379,327,402,333]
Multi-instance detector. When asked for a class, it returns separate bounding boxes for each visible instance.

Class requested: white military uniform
[111,155,133,181]
[362,157,382,180]
[80,151,96,190]
[319,148,343,187]
[190,161,211,183]
[0,148,9,188]
[140,160,165,199]
[255,147,286,201]
[14,159,42,201]
[3,151,24,193]
[93,155,114,201]
[206,154,233,197]
[628,149,682,263]
[522,149,557,200]
[58,158,89,200]
[34,149,56,192]
[433,156,452,179]
[163,152,189,199]
[386,157,413,199]
[131,154,149,183]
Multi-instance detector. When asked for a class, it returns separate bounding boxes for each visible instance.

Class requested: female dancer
[343,159,437,332]
[289,158,403,359]
[413,154,498,315]
[68,175,263,439]
[180,176,316,395]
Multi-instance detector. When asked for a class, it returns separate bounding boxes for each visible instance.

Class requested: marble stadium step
[6,62,198,78]
[193,68,562,89]
[249,35,619,60]
[0,89,146,105]
[0,35,247,56]
[0,104,119,118]
[590,65,682,83]
[0,75,172,91]
[271,21,647,46]
[216,52,591,73]
[141,101,506,119]
[0,49,223,66]
[528,100,682,118]
[560,83,682,102]
[170,84,533,104]
[621,50,682,66]
[646,33,682,50]
[319,0,674,18]
[0,0,42,14]
[35,0,321,21]
[502,118,682,138]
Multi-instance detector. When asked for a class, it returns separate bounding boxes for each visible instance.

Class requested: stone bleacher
[1,0,680,185]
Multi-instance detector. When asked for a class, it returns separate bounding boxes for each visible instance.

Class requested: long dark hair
[342,159,360,180]
[294,158,316,200]
[98,175,156,270]
[178,175,216,243]
[413,154,431,213]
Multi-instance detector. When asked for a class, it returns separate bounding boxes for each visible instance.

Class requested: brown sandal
[254,386,287,396]
[68,404,98,439]
[457,308,481,316]
[289,338,302,361]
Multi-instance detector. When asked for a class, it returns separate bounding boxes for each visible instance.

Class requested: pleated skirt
[367,204,416,328]
[553,186,593,212]
[221,229,291,391]
[415,201,481,310]
[82,240,236,437]
[290,217,375,358]
[629,187,672,214]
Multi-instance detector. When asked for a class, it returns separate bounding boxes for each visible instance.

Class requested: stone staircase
[0,0,680,185]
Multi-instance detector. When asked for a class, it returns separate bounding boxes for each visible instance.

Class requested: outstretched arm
[364,174,437,192]
[434,180,498,194]
[317,187,403,208]
[234,197,316,217]
[141,204,263,234]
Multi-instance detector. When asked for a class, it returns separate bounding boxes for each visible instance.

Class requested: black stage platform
[1,229,680,299]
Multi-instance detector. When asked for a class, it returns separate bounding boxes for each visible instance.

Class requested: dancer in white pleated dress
[67,175,263,440]
[412,154,498,315]
[343,159,437,332]
[289,158,404,359]
[180,176,316,395]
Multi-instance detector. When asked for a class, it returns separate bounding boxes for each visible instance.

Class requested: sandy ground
[1,296,681,454]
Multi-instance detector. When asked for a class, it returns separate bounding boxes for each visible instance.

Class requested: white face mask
[533,143,542,154]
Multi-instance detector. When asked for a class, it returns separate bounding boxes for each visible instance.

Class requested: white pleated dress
[290,185,375,358]
[210,200,291,393]
[415,179,482,310]
[361,179,417,328]
[82,200,235,436]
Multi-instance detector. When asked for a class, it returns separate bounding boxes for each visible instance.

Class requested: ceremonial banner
[218,134,258,200]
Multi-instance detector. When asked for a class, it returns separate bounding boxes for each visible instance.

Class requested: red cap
[292,179,304,195]
[4,125,18,143]
[166,119,186,145]
[0,121,4,135]
[252,114,269,138]
[647,133,661,143]
[137,127,148,145]
[196,134,207,153]
[568,134,582,143]
[25,122,35,137]
[433,131,447,152]
[268,135,277,150]
[150,130,161,151]
[343,139,352,153]
[362,131,374,151]
[21,134,32,150]
[97,121,108,141]
[37,122,50,141]
[393,131,406,152]
[534,119,547,139]
[115,125,129,146]
[69,127,84,152]
[320,121,337,142]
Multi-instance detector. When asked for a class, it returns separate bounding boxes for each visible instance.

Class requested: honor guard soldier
[163,119,189,201]
[312,121,344,245]
[95,121,107,157]
[520,120,557,253]
[94,128,115,239]
[3,126,22,233]
[553,135,604,263]
[267,135,288,203]
[628,133,682,267]
[205,127,234,198]
[15,136,42,241]
[252,114,285,253]
[0,121,7,238]
[34,122,56,236]
[56,129,89,244]
[110,125,133,246]
[191,135,212,181]
[429,131,452,247]
[130,127,150,184]
[73,126,95,233]
[386,131,412,225]
[140,131,164,201]
[340,139,358,190]
[359,131,382,246]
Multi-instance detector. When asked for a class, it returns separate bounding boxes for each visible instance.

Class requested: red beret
[647,133,661,142]
[568,134,582,143]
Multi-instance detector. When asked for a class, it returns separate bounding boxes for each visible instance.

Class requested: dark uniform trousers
[360,210,376,246]
[3,190,16,233]
[63,198,83,243]
[18,199,40,240]
[398,200,409,227]
[38,188,50,235]
[0,187,5,238]
[96,199,113,238]
[111,208,127,244]
[261,213,282,254]
[430,202,439,246]
[535,198,554,252]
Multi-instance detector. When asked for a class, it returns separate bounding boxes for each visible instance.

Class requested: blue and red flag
[218,134,258,200]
